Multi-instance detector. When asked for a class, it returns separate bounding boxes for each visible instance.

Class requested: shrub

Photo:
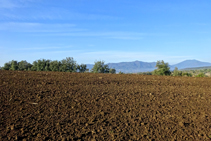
[118,71,124,74]
[182,72,192,77]
[195,73,205,77]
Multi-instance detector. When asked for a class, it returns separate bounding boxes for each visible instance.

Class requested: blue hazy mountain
[170,60,211,70]
[107,61,156,73]
[86,60,211,73]
[86,61,156,73]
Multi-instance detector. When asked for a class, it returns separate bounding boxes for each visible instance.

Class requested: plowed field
[1,70,211,140]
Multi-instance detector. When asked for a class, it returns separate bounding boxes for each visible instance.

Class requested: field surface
[1,70,211,140]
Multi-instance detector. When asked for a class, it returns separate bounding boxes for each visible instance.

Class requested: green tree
[91,61,110,73]
[118,71,124,74]
[31,61,38,71]
[60,57,77,72]
[44,60,51,71]
[49,60,61,71]
[31,59,51,71]
[77,64,87,73]
[18,60,32,71]
[36,59,46,71]
[27,63,33,70]
[152,60,171,76]
[172,67,182,76]
[2,62,11,70]
[182,72,192,77]
[10,60,18,71]
[195,73,205,77]
[109,68,116,74]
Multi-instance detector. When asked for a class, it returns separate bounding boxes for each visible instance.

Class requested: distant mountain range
[170,60,211,70]
[86,60,211,73]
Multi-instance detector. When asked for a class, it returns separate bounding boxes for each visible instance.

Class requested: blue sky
[0,0,211,66]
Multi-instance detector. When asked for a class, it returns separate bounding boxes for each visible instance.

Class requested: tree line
[0,58,208,77]
[1,57,116,74]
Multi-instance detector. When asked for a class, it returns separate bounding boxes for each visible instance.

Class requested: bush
[138,72,152,75]
[195,73,205,77]
[182,72,192,77]
[172,67,182,76]
[118,71,124,74]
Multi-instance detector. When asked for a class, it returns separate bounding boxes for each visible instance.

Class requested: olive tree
[18,60,32,71]
[152,60,171,76]
[30,59,51,71]
[172,67,182,76]
[91,61,110,73]
[44,60,51,71]
[36,59,45,71]
[60,57,77,72]
[2,62,11,70]
[30,61,38,71]
[109,68,116,74]
[77,64,87,73]
[10,60,18,71]
[49,60,61,71]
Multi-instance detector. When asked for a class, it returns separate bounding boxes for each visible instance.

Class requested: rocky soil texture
[1,70,211,140]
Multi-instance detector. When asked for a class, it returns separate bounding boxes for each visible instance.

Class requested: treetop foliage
[152,60,171,76]
[2,57,88,73]
[1,57,116,74]
[91,61,116,74]
[77,64,88,73]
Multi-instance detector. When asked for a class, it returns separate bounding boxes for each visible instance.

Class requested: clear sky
[0,0,211,66]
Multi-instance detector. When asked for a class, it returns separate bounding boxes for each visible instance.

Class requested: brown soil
[1,70,211,140]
